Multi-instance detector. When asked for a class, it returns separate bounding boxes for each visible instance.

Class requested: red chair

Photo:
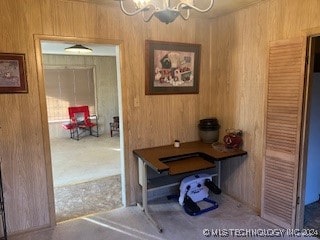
[62,106,99,140]
[62,121,77,139]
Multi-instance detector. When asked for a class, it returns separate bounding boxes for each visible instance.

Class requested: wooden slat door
[262,37,307,228]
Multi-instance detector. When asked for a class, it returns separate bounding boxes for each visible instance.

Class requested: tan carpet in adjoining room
[50,135,122,222]
[50,135,121,187]
[54,174,122,222]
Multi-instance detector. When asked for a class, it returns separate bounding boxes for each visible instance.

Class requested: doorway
[302,36,320,233]
[37,38,125,222]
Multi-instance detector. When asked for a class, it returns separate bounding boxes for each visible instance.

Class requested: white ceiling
[193,0,263,18]
[67,0,263,19]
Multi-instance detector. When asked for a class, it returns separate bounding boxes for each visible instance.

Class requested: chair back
[113,116,119,123]
[68,106,91,124]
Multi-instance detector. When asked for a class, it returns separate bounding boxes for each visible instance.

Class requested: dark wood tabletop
[133,141,247,174]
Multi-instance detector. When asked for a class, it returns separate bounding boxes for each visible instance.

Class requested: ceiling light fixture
[64,44,93,53]
[115,0,214,24]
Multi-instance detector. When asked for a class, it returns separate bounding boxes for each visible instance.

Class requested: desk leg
[137,161,163,233]
[217,161,221,188]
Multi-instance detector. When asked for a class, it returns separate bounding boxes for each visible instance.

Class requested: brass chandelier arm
[177,0,214,13]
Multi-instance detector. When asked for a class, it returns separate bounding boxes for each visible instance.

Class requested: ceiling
[191,0,263,19]
[43,0,263,56]
[65,0,263,19]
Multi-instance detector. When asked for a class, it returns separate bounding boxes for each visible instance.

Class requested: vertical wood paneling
[1,0,320,235]
[0,0,51,235]
[196,19,213,119]
[39,0,55,35]
[209,0,320,214]
[54,1,76,36]
[210,1,269,210]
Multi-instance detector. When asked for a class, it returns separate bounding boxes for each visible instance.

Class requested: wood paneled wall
[1,0,320,235]
[209,0,320,211]
[0,0,211,235]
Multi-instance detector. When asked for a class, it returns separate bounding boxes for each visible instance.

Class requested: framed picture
[0,53,28,93]
[145,40,201,95]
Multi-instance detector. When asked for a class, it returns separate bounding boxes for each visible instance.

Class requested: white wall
[42,54,118,138]
[305,73,320,205]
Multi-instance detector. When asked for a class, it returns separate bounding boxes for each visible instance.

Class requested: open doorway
[302,36,320,233]
[40,40,125,222]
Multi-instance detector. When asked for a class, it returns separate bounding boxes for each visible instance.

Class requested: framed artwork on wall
[0,53,28,94]
[145,40,201,95]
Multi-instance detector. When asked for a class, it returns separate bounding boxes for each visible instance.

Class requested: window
[44,67,96,121]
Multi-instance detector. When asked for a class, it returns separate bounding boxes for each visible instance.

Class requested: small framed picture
[0,53,28,93]
[145,40,201,95]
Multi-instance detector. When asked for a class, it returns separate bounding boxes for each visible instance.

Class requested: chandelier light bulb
[133,0,151,8]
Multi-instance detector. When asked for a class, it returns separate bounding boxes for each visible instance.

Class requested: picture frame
[0,53,28,94]
[145,40,201,95]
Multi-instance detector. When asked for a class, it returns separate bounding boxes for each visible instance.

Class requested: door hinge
[305,56,309,65]
[296,196,300,205]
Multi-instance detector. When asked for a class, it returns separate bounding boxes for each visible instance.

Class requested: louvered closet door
[262,37,307,228]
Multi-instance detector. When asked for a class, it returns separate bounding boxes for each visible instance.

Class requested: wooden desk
[133,141,247,232]
[134,141,247,173]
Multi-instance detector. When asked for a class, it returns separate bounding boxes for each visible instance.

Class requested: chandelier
[115,0,214,24]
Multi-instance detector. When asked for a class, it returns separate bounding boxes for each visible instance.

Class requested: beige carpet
[54,175,122,222]
[50,135,121,187]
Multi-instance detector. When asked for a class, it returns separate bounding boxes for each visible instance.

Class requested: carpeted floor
[14,193,318,240]
[305,201,320,238]
[51,136,121,187]
[54,174,122,222]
